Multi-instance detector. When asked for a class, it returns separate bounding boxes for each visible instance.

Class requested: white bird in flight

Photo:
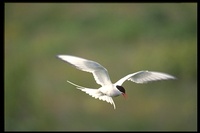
[57,55,175,109]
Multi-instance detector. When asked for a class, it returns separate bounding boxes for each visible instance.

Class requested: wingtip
[57,55,65,60]
[57,55,65,59]
[172,77,177,80]
[167,74,177,80]
[112,102,116,109]
[56,55,61,58]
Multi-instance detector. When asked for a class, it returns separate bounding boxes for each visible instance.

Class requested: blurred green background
[5,3,197,131]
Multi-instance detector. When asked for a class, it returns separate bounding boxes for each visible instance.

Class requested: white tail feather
[67,80,86,89]
[67,80,116,109]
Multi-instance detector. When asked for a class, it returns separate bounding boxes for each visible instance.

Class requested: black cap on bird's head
[116,85,127,98]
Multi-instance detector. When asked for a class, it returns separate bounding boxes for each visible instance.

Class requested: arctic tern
[57,55,175,109]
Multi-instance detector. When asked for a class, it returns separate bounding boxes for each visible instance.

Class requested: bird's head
[116,85,127,98]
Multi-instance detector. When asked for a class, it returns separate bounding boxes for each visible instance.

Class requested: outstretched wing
[115,70,176,86]
[57,55,112,86]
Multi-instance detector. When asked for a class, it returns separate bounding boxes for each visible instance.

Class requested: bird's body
[57,55,175,109]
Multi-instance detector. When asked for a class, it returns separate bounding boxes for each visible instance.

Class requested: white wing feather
[58,55,112,86]
[115,70,176,86]
[83,89,116,109]
[58,55,176,109]
[67,81,116,109]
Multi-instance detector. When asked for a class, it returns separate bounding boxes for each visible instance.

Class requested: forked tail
[67,80,86,89]
[67,80,116,109]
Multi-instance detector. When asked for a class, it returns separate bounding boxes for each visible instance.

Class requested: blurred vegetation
[5,3,197,131]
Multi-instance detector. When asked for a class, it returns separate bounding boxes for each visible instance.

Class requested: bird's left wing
[57,55,112,86]
[115,70,176,86]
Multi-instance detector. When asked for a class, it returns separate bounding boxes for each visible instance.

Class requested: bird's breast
[99,84,121,97]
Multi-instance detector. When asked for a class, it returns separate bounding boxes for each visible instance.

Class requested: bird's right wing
[115,70,176,86]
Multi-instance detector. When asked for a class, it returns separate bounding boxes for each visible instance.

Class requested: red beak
[122,93,127,99]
